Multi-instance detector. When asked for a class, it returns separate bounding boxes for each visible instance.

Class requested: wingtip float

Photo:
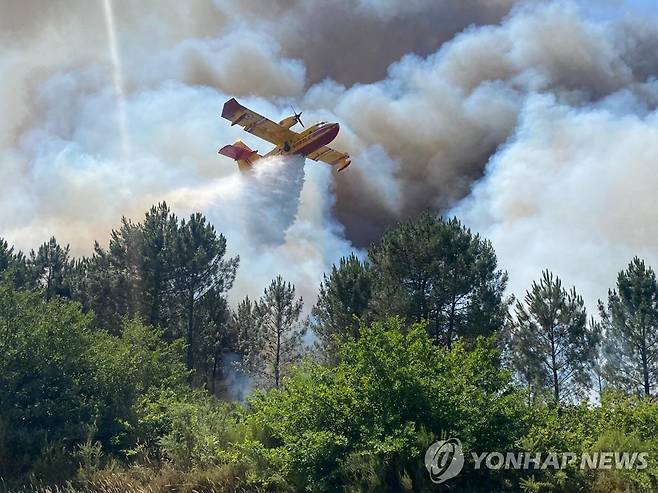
[218,98,351,172]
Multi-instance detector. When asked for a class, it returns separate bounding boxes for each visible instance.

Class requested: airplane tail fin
[218,140,262,172]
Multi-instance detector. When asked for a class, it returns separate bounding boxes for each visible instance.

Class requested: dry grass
[1,461,290,493]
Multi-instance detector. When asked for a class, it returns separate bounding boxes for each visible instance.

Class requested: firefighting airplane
[218,98,351,172]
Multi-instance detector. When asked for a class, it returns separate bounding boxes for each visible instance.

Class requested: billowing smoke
[0,0,518,305]
[453,92,658,308]
[3,0,658,309]
[313,1,658,244]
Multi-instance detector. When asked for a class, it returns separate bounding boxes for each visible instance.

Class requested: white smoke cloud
[454,91,658,308]
[0,0,516,305]
[3,0,658,311]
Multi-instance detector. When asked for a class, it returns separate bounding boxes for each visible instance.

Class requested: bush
[157,396,242,470]
[0,285,97,478]
[522,394,658,492]
[247,318,528,492]
[0,283,189,484]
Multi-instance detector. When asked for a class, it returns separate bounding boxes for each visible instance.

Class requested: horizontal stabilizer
[218,144,258,161]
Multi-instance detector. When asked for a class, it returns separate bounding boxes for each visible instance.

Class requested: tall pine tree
[140,203,179,328]
[0,239,28,289]
[197,288,234,395]
[240,277,305,389]
[0,239,12,274]
[312,254,372,353]
[105,216,144,321]
[28,237,73,301]
[368,214,509,347]
[600,257,658,397]
[171,212,239,374]
[511,271,599,404]
[70,244,125,333]
[234,296,260,380]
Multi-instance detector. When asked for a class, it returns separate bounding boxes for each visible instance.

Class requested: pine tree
[243,277,305,389]
[105,216,144,320]
[511,271,599,404]
[600,257,658,397]
[28,237,73,301]
[197,288,234,395]
[368,213,509,347]
[312,254,372,353]
[0,239,28,289]
[70,244,124,333]
[170,212,239,374]
[140,203,179,328]
[233,296,260,377]
[0,239,12,274]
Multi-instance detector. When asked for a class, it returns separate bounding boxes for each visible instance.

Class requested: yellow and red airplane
[218,98,351,172]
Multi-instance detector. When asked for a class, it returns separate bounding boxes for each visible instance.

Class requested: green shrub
[0,283,189,484]
[247,318,528,492]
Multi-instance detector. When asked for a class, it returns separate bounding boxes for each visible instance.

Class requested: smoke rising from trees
[2,0,658,305]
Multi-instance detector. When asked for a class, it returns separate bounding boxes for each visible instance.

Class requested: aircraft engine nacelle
[278,115,299,129]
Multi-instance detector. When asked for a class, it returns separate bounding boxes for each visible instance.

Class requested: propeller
[290,105,304,128]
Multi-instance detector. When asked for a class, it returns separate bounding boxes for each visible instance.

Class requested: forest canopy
[2,205,658,493]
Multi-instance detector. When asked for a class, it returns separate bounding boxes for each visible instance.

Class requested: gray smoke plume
[3,0,658,310]
[216,0,517,85]
[311,1,658,245]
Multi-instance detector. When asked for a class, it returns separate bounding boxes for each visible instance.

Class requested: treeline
[2,205,658,492]
[0,205,510,393]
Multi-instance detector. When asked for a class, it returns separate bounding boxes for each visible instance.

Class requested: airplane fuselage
[271,122,340,157]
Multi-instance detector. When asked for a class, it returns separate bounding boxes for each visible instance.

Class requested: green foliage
[0,284,95,477]
[521,394,658,492]
[87,319,190,451]
[368,214,509,347]
[157,396,241,470]
[0,282,188,483]
[600,257,658,397]
[312,254,373,357]
[247,318,526,491]
[8,209,658,493]
[237,277,306,389]
[511,271,600,404]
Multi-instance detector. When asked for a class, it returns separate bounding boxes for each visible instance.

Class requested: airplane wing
[306,145,351,172]
[221,98,296,146]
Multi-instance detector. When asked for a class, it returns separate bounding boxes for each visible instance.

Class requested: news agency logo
[424,438,465,484]
[424,438,649,484]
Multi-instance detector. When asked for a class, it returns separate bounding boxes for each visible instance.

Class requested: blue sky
[576,0,657,20]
